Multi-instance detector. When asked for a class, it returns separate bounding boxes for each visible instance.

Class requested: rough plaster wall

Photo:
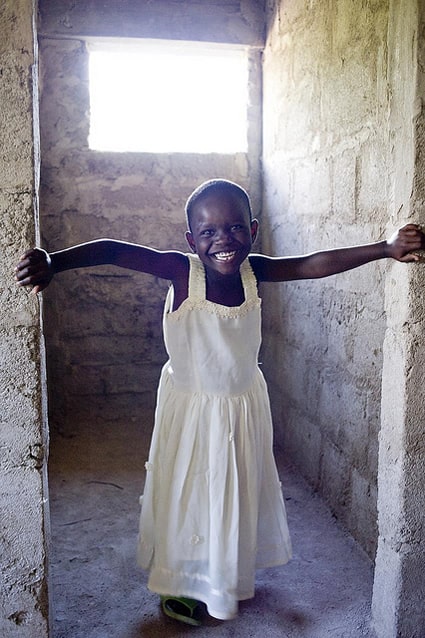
[261,0,390,557]
[372,0,425,635]
[37,1,263,430]
[0,1,49,636]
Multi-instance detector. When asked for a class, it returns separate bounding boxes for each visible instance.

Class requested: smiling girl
[15,179,425,626]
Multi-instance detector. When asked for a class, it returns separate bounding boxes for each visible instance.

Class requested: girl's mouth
[213,251,237,262]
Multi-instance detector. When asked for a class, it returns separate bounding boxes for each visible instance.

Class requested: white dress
[137,254,292,620]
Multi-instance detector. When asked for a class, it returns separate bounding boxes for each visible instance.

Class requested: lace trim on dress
[167,296,261,321]
[167,254,261,321]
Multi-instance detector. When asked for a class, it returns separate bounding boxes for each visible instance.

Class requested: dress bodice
[162,254,262,396]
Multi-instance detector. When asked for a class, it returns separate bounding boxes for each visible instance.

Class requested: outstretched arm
[15,239,188,294]
[251,224,425,282]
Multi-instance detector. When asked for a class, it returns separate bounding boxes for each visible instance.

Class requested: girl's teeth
[215,251,236,261]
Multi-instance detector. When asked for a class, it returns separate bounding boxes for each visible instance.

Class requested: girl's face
[185,192,258,276]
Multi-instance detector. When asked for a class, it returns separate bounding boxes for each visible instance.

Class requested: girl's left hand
[386,224,425,262]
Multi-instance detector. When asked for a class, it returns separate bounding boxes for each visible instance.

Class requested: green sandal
[160,595,203,626]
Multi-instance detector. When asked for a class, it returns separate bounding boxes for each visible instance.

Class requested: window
[88,39,249,154]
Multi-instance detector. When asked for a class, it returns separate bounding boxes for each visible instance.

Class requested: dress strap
[241,258,259,302]
[187,253,206,302]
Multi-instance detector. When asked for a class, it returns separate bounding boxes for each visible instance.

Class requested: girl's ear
[250,219,259,244]
[185,230,197,253]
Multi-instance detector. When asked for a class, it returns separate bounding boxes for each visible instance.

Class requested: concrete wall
[37,0,264,430]
[372,1,425,635]
[261,0,390,557]
[0,1,49,636]
[262,4,425,633]
[38,0,265,46]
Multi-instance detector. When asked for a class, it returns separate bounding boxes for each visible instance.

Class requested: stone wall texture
[0,1,49,636]
[261,0,391,558]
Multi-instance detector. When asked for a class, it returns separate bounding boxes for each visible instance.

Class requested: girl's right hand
[15,248,54,294]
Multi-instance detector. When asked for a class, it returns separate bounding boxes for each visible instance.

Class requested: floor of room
[48,413,375,638]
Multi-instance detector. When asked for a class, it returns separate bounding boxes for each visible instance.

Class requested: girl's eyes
[199,225,244,236]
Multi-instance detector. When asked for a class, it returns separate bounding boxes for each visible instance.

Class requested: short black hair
[185,179,252,231]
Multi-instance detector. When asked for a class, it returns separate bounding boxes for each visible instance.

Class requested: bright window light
[88,39,249,154]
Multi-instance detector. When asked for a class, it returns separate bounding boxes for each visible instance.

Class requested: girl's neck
[205,269,245,307]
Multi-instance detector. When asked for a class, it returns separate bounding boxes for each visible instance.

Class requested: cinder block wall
[261,0,390,557]
[38,0,264,430]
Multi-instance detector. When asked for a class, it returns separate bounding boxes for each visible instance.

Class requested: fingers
[398,253,421,263]
[14,247,52,292]
[17,248,46,269]
[14,264,40,285]
[398,224,425,261]
[404,223,421,229]
[399,226,423,243]
[398,223,422,237]
[15,271,51,294]
[15,273,38,287]
[399,223,422,232]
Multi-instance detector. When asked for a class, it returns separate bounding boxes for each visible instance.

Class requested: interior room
[2,1,425,637]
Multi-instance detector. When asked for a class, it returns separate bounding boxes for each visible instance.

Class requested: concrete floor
[49,415,376,638]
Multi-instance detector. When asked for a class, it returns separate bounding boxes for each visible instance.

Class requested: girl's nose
[214,227,232,243]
